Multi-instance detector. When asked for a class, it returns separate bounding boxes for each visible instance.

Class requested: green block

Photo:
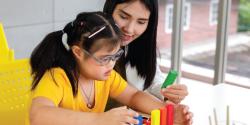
[161,70,178,88]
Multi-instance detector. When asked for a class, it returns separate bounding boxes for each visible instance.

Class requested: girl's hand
[161,84,188,104]
[174,104,193,125]
[99,106,139,125]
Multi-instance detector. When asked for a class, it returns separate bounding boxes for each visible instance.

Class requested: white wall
[0,0,105,59]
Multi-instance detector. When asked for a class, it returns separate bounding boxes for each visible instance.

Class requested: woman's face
[112,1,150,46]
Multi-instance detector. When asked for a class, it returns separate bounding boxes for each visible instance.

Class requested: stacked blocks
[135,104,174,125]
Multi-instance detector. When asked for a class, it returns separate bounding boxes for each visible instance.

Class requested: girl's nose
[106,59,116,68]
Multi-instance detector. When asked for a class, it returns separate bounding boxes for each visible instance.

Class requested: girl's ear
[71,45,83,60]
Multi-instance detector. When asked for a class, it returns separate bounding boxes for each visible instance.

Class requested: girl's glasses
[83,49,124,66]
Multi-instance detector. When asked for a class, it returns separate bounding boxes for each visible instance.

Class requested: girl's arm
[30,97,100,125]
[30,97,139,125]
[113,85,165,114]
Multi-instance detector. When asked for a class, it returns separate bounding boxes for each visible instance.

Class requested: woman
[103,0,188,104]
[29,11,191,125]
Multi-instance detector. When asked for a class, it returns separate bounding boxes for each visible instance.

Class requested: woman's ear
[71,45,83,60]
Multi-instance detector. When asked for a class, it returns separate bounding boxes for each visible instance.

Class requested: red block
[143,117,151,125]
[166,104,174,125]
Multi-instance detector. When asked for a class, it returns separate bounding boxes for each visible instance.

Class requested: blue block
[134,115,143,125]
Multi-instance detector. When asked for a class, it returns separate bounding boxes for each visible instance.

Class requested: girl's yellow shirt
[31,67,127,112]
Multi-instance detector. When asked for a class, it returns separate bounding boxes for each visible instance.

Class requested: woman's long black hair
[30,11,121,96]
[103,0,158,90]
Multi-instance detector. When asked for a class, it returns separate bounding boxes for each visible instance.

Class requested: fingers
[184,112,193,125]
[167,84,188,96]
[114,106,138,117]
[177,104,190,116]
[180,105,189,114]
[121,115,139,124]
[112,106,127,110]
[113,106,139,124]
[161,84,188,104]
[185,111,193,121]
[161,90,183,104]
[179,105,193,124]
[170,84,187,90]
[126,109,139,123]
[126,109,139,117]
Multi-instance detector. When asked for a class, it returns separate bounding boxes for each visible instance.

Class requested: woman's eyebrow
[119,9,131,16]
[119,9,149,21]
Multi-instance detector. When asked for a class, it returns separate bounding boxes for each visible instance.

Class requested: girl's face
[112,0,150,46]
[78,45,122,81]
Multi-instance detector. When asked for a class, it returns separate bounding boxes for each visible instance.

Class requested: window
[165,2,191,33]
[209,0,219,25]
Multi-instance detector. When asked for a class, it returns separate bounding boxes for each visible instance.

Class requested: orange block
[160,107,167,125]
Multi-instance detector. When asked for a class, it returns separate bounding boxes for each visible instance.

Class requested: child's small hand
[99,106,139,125]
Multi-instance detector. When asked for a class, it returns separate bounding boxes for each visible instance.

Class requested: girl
[29,11,190,125]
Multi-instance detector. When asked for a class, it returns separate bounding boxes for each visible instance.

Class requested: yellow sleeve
[31,69,65,106]
[109,70,128,98]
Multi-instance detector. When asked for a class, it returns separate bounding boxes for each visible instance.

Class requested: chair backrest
[0,23,14,63]
[0,22,31,125]
[0,59,31,125]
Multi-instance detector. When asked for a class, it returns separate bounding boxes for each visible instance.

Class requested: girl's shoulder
[49,67,66,73]
[44,67,69,83]
[110,69,121,78]
[47,67,67,77]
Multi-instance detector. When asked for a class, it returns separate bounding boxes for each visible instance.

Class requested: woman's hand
[99,106,139,125]
[161,84,188,104]
[174,104,193,125]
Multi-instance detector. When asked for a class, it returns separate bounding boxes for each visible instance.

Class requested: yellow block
[151,109,160,125]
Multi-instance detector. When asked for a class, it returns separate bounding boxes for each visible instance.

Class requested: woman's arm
[126,62,188,104]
